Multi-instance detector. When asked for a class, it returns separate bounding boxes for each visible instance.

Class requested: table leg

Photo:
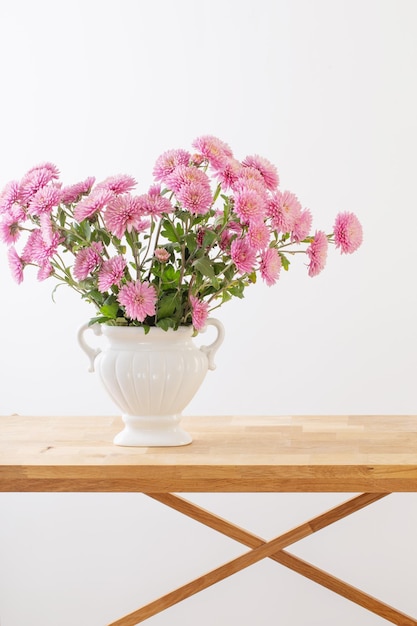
[108,493,417,626]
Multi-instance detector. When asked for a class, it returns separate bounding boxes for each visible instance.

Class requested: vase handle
[77,323,103,373]
[199,318,225,371]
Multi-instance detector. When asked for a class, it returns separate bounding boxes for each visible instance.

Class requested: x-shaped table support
[108,492,417,626]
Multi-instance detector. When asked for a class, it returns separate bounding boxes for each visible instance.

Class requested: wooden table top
[1,414,417,492]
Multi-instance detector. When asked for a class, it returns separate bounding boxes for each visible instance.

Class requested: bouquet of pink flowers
[0,135,362,331]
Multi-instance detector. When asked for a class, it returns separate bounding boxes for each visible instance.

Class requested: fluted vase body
[77,320,224,447]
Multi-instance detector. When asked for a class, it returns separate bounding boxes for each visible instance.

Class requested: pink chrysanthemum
[7,247,24,284]
[19,163,59,205]
[176,180,213,215]
[0,206,23,244]
[97,255,126,292]
[60,177,95,204]
[219,220,242,250]
[192,135,233,171]
[96,174,137,195]
[104,194,149,239]
[247,221,270,251]
[233,188,266,224]
[260,247,281,286]
[234,166,266,188]
[152,149,191,183]
[28,185,62,216]
[37,261,53,281]
[165,165,211,194]
[25,162,60,178]
[74,188,113,222]
[154,248,170,263]
[231,238,257,274]
[214,158,241,190]
[137,185,172,217]
[73,242,104,281]
[0,180,20,214]
[39,213,56,246]
[291,209,313,243]
[306,230,328,277]
[268,190,302,233]
[21,229,62,265]
[242,154,279,191]
[333,212,363,254]
[190,295,209,331]
[117,280,157,322]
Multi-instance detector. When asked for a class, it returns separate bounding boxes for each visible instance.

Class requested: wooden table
[1,414,417,625]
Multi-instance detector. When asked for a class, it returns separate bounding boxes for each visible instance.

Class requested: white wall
[0,0,416,624]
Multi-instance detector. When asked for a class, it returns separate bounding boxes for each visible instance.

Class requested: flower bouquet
[0,135,362,332]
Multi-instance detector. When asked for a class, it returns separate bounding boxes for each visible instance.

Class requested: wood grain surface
[1,414,417,492]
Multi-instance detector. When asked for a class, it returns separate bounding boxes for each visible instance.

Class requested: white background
[0,0,416,624]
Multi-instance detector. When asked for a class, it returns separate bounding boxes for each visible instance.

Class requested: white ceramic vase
[77,319,224,447]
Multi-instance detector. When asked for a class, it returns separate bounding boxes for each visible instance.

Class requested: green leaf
[229,283,245,298]
[279,253,290,271]
[185,233,197,254]
[193,256,216,280]
[157,292,180,319]
[162,264,180,285]
[100,301,119,319]
[156,317,176,331]
[82,220,91,241]
[202,229,217,248]
[161,220,179,243]
[88,315,112,325]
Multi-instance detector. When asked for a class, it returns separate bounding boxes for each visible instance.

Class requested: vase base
[113,414,193,447]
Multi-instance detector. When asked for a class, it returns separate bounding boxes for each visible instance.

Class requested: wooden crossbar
[108,492,417,626]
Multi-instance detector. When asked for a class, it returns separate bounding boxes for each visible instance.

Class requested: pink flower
[291,209,312,243]
[260,247,281,286]
[306,231,328,277]
[233,188,266,224]
[247,221,270,251]
[268,189,302,233]
[28,185,62,216]
[231,238,257,274]
[154,248,170,262]
[73,242,104,281]
[104,194,149,238]
[192,135,233,170]
[0,180,20,214]
[21,229,62,265]
[242,154,279,191]
[232,167,268,197]
[97,255,126,292]
[165,165,211,194]
[19,163,59,205]
[39,213,55,246]
[190,295,208,331]
[0,206,23,244]
[96,174,137,195]
[60,177,95,204]
[25,162,60,178]
[215,158,241,190]
[137,185,172,216]
[37,261,53,281]
[176,180,213,215]
[74,188,113,222]
[117,280,157,322]
[219,220,242,250]
[7,247,24,283]
[152,149,191,183]
[333,212,363,254]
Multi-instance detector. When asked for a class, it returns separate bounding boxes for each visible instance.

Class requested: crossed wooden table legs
[109,493,417,626]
